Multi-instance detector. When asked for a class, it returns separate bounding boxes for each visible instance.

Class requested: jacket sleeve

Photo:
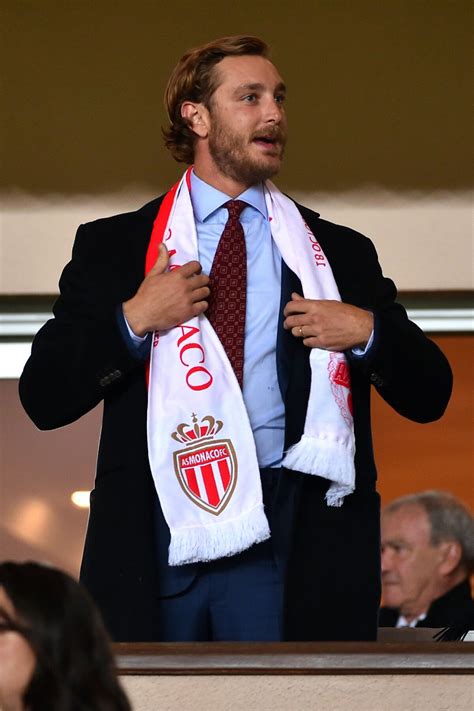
[346,236,453,423]
[19,222,149,430]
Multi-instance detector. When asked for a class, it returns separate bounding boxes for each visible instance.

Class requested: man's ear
[181,101,209,138]
[438,540,463,576]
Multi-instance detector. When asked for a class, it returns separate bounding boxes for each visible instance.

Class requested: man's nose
[263,97,283,124]
[381,548,392,573]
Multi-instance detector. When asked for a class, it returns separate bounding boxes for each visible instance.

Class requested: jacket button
[112,369,122,379]
[370,372,384,387]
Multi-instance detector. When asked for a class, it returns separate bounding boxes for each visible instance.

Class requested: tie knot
[225,200,246,221]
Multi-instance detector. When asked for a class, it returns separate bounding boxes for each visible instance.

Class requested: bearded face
[188,55,288,191]
[207,109,287,187]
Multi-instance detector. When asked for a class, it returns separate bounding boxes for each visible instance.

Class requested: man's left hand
[283,292,373,351]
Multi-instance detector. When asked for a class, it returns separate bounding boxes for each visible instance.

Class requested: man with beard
[20,35,452,642]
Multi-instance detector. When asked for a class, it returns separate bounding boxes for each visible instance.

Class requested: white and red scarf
[146,168,355,566]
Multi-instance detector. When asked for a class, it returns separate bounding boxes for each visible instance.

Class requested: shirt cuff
[124,314,148,345]
[351,329,374,357]
[116,305,152,361]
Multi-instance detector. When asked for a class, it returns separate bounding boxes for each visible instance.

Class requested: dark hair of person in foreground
[0,561,131,711]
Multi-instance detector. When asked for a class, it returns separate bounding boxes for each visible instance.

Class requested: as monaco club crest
[328,353,353,427]
[171,414,238,516]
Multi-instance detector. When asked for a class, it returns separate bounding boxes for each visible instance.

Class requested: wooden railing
[114,640,473,676]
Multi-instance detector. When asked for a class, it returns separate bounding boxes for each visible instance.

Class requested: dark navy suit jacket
[19,195,452,641]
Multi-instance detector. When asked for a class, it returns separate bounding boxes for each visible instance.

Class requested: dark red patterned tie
[207,200,247,388]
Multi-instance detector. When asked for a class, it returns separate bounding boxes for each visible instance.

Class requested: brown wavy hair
[163,35,269,164]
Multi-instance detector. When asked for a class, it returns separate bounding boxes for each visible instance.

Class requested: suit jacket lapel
[276,260,302,401]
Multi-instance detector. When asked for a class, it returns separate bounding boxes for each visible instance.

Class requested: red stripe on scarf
[144,167,193,385]
[145,167,193,274]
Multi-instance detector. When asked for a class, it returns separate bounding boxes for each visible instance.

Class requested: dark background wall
[1,0,472,195]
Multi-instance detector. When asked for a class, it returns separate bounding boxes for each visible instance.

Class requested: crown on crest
[171,413,223,446]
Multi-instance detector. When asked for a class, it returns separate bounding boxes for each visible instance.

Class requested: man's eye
[243,94,257,103]
[393,544,407,554]
[275,94,286,104]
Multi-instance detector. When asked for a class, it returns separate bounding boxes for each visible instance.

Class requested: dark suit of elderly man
[20,35,452,642]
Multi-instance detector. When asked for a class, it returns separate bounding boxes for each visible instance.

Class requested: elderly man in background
[379,490,474,629]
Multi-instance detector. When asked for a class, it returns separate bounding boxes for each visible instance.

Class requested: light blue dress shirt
[190,171,285,468]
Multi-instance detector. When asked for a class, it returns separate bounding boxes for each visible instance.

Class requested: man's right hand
[123,244,210,336]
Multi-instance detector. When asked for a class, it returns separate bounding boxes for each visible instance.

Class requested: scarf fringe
[168,504,271,566]
[282,434,355,507]
[325,484,353,508]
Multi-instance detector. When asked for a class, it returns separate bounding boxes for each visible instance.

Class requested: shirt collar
[190,170,268,222]
[396,612,427,628]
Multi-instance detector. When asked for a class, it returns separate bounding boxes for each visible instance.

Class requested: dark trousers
[157,468,283,641]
